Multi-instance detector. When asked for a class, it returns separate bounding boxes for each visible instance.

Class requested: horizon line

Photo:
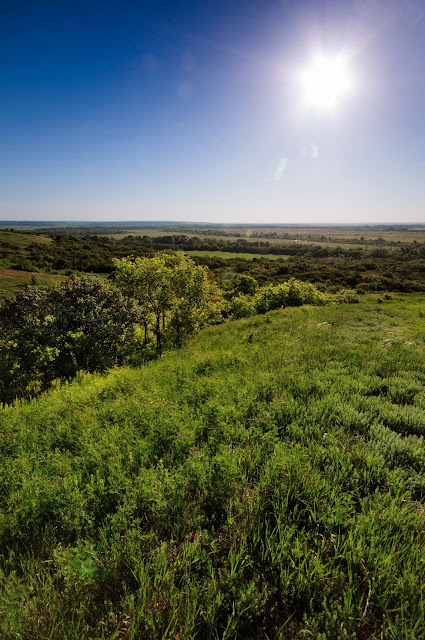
[1,220,424,227]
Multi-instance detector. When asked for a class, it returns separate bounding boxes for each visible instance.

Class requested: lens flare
[274,157,288,181]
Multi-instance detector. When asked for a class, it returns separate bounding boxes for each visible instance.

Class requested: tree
[113,252,213,352]
[226,274,258,298]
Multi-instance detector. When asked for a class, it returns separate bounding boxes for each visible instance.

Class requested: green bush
[0,276,140,404]
[229,278,328,318]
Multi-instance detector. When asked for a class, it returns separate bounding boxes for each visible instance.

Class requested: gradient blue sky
[1,0,425,223]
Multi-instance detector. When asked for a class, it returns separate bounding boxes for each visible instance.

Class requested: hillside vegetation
[0,265,327,405]
[1,297,425,639]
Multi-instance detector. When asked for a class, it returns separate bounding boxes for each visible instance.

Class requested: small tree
[113,252,213,352]
[227,274,258,298]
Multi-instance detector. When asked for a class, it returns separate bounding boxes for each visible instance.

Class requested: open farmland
[101,224,425,248]
[185,250,290,260]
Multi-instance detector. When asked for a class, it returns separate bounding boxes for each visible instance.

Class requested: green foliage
[227,274,259,298]
[0,276,139,404]
[333,289,361,303]
[228,293,256,319]
[1,298,425,637]
[4,225,425,298]
[228,278,328,318]
[113,252,214,352]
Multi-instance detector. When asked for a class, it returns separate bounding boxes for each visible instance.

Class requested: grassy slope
[1,297,425,639]
[0,231,60,298]
[0,231,52,248]
[0,269,66,299]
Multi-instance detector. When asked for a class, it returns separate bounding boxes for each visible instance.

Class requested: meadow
[90,224,425,245]
[0,268,65,299]
[184,250,290,260]
[1,296,425,638]
[0,230,52,248]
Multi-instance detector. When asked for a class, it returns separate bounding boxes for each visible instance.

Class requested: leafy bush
[333,289,361,304]
[226,274,258,298]
[0,276,140,403]
[229,278,328,318]
[229,294,256,319]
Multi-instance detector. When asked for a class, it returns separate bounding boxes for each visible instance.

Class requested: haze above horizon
[2,0,425,224]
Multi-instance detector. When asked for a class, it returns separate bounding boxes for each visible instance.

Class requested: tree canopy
[113,252,214,352]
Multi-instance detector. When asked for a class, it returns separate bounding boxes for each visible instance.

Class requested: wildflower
[189,533,196,542]
[266,413,271,419]
[230,448,235,454]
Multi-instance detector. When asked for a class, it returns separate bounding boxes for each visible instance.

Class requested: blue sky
[1,0,425,223]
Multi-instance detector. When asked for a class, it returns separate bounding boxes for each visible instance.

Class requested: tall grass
[1,296,425,638]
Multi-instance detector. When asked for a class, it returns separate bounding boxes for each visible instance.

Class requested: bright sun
[299,54,353,111]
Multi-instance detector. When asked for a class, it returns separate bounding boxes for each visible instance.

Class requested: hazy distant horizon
[1,219,424,229]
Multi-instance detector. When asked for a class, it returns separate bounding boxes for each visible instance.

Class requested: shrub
[0,276,140,404]
[228,278,328,319]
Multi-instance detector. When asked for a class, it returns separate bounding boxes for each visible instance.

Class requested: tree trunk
[156,315,161,353]
[143,319,148,347]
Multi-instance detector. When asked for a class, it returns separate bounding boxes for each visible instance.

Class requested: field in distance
[184,250,290,260]
[2,223,425,299]
[99,224,425,246]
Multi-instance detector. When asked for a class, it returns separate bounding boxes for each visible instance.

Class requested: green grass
[106,230,369,249]
[185,250,290,260]
[0,269,66,299]
[1,296,425,638]
[0,230,52,248]
[104,226,425,246]
[0,231,59,298]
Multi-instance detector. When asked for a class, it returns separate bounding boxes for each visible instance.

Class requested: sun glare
[299,54,352,111]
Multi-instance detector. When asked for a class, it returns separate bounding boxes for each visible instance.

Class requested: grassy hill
[1,297,425,639]
[0,230,52,248]
[0,268,66,299]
